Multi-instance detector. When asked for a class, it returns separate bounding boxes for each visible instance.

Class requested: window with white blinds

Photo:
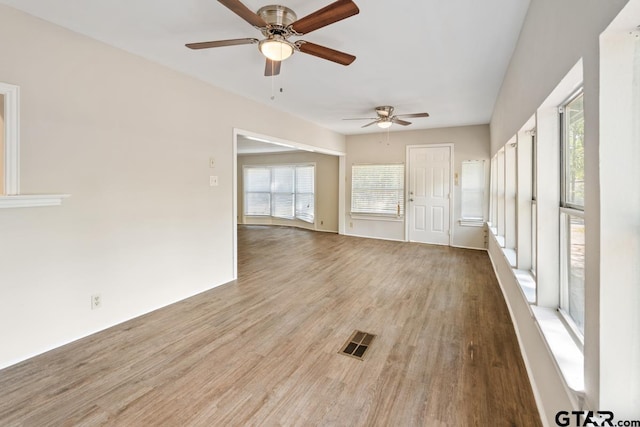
[244,164,315,223]
[351,164,405,216]
[295,165,314,223]
[460,160,485,220]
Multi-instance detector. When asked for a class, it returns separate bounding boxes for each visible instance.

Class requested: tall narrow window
[295,165,314,223]
[531,131,537,276]
[490,156,498,230]
[496,149,506,245]
[560,91,585,335]
[244,167,271,216]
[460,160,485,223]
[351,164,405,216]
[272,166,295,219]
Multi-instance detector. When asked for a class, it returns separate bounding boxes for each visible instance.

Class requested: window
[496,149,506,245]
[295,165,314,223]
[244,167,271,216]
[531,131,537,276]
[559,91,585,335]
[560,211,585,333]
[244,164,315,223]
[561,93,585,209]
[490,156,498,229]
[460,160,485,222]
[351,164,404,216]
[505,142,517,250]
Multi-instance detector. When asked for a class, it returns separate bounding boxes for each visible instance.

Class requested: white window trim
[0,82,69,208]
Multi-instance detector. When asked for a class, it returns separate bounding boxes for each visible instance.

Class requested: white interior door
[407,145,452,245]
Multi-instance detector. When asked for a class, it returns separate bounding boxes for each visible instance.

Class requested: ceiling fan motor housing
[376,106,394,117]
[257,5,297,30]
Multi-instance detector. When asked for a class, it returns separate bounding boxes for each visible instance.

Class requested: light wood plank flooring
[0,225,541,426]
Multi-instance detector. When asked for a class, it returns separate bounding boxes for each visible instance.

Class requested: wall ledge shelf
[0,194,70,209]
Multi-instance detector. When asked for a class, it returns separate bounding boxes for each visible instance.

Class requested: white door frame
[405,143,454,245]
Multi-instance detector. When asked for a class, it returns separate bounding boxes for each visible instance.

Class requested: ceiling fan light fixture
[377,120,392,129]
[259,38,294,61]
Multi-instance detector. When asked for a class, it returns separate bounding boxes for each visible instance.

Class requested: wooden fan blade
[218,0,268,28]
[392,118,412,126]
[186,38,258,49]
[297,42,355,65]
[264,59,281,76]
[362,121,379,128]
[290,0,359,35]
[395,112,430,118]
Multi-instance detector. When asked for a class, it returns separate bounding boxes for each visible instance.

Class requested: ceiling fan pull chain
[270,71,275,100]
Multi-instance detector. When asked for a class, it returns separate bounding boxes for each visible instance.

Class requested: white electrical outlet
[91,294,101,310]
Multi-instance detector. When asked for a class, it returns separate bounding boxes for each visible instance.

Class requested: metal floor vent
[340,330,375,360]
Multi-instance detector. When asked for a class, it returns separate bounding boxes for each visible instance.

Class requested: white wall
[489,0,638,422]
[237,151,339,233]
[0,5,345,369]
[344,125,490,249]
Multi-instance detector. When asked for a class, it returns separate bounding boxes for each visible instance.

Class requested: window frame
[558,88,585,340]
[459,160,485,222]
[559,89,585,211]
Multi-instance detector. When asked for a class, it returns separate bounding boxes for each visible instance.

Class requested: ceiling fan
[344,106,430,129]
[186,0,360,76]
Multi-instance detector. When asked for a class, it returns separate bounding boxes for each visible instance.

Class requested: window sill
[0,194,70,209]
[531,306,585,395]
[514,269,536,303]
[503,247,517,268]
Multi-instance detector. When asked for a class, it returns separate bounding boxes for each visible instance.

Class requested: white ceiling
[0,0,530,135]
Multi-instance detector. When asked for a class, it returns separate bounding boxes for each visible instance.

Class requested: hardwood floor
[0,225,541,426]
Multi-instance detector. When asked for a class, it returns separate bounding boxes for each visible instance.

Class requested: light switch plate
[210,176,218,187]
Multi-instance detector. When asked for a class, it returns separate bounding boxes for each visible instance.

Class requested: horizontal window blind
[295,165,314,223]
[461,160,485,220]
[351,164,404,216]
[244,167,271,216]
[244,164,315,223]
[272,166,295,219]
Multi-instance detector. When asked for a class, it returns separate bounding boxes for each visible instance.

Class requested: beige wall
[237,151,339,233]
[345,125,490,249]
[0,5,344,369]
